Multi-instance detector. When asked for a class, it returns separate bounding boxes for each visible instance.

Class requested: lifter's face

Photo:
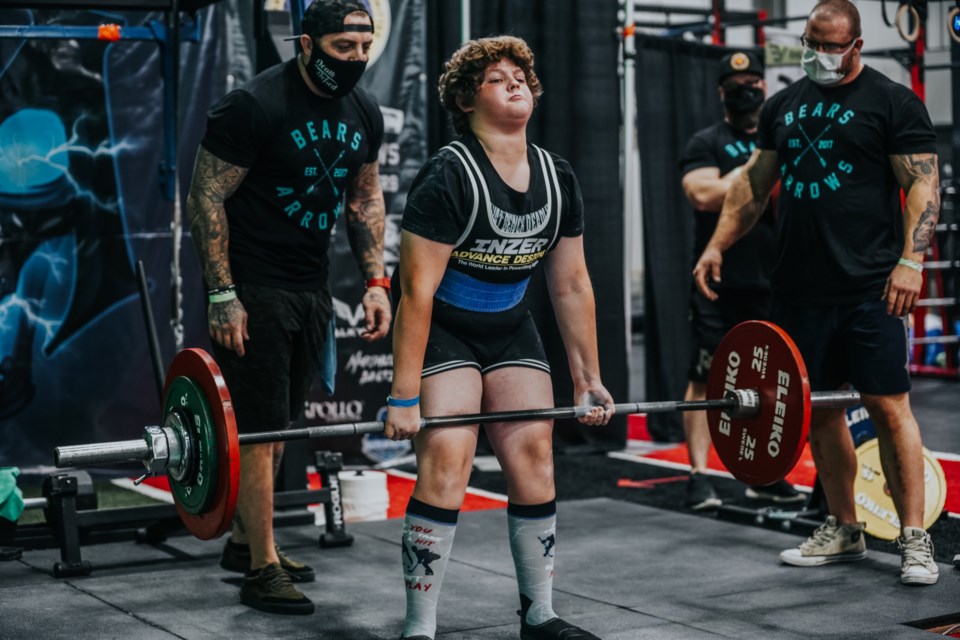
[461,58,533,128]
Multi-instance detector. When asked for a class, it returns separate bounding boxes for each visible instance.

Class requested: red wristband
[365,277,391,291]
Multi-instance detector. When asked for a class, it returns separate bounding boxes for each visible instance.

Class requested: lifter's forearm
[550,284,603,388]
[389,293,432,400]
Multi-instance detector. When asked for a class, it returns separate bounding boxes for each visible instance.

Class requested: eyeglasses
[800,34,857,54]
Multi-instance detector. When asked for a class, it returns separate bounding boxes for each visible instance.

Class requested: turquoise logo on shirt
[273,118,364,231]
[779,101,857,200]
[724,140,755,159]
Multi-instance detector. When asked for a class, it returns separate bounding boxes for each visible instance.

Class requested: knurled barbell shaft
[236,399,744,445]
[234,390,860,445]
[53,389,861,469]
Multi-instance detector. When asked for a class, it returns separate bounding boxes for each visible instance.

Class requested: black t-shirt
[758,66,936,304]
[201,59,384,290]
[401,133,584,285]
[679,121,776,290]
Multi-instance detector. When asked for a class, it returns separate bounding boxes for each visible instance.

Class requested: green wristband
[208,289,238,304]
[898,258,923,273]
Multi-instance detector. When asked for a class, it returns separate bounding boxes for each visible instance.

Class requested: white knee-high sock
[401,497,459,639]
[508,500,558,626]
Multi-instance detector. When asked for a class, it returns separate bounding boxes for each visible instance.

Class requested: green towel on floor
[0,467,24,523]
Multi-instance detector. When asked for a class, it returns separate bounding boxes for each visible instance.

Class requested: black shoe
[745,479,806,504]
[221,539,316,582]
[239,562,314,615]
[519,595,601,639]
[686,473,721,511]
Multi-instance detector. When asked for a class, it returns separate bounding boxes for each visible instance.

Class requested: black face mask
[305,45,367,98]
[722,84,764,114]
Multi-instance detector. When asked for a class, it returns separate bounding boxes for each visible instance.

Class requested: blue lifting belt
[435,269,529,312]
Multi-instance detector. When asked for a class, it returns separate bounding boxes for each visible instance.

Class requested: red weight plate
[706,321,811,485]
[163,348,240,540]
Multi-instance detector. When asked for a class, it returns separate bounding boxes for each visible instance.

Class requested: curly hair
[438,36,544,135]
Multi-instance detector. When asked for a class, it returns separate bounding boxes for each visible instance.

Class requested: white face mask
[800,41,855,86]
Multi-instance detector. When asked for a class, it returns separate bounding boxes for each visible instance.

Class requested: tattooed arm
[185,147,250,355]
[693,148,780,301]
[344,160,391,341]
[887,152,941,316]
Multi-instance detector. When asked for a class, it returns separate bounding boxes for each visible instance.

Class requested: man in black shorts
[185,0,391,613]
[680,51,803,510]
[695,0,940,585]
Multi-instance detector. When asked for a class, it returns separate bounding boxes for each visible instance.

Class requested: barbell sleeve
[808,390,861,409]
[54,439,152,468]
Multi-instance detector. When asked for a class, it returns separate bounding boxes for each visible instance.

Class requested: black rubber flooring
[3,496,960,639]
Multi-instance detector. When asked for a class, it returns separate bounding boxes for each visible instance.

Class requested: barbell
[53,320,861,540]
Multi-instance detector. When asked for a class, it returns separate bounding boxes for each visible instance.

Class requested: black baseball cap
[718,51,764,84]
[285,0,373,40]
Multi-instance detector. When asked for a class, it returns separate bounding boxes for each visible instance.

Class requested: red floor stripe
[306,471,506,519]
[382,473,508,519]
[134,472,508,522]
[140,475,171,491]
[627,414,958,513]
[635,441,818,487]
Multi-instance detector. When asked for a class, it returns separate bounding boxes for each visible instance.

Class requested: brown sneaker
[899,527,939,586]
[239,562,315,615]
[779,516,867,566]
[220,540,316,582]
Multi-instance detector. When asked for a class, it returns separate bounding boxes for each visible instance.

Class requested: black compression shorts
[421,299,550,378]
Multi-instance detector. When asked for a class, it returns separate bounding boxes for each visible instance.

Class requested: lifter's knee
[860,393,915,434]
[413,455,474,507]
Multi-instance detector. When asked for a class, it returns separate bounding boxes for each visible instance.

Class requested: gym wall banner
[303,0,426,465]
[0,3,250,468]
[0,0,426,469]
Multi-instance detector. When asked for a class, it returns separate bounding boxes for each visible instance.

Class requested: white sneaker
[779,516,867,566]
[899,527,938,585]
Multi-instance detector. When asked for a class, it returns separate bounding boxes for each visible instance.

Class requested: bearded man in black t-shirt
[679,51,803,512]
[185,0,390,614]
[695,0,941,586]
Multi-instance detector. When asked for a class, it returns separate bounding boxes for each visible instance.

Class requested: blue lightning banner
[0,2,425,468]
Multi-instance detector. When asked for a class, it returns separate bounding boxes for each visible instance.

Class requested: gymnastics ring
[949,7,960,45]
[896,2,921,43]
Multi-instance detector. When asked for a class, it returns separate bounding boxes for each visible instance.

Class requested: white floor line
[109,477,175,504]
[608,450,739,481]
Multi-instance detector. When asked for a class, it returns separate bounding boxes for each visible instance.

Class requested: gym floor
[2,336,959,639]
